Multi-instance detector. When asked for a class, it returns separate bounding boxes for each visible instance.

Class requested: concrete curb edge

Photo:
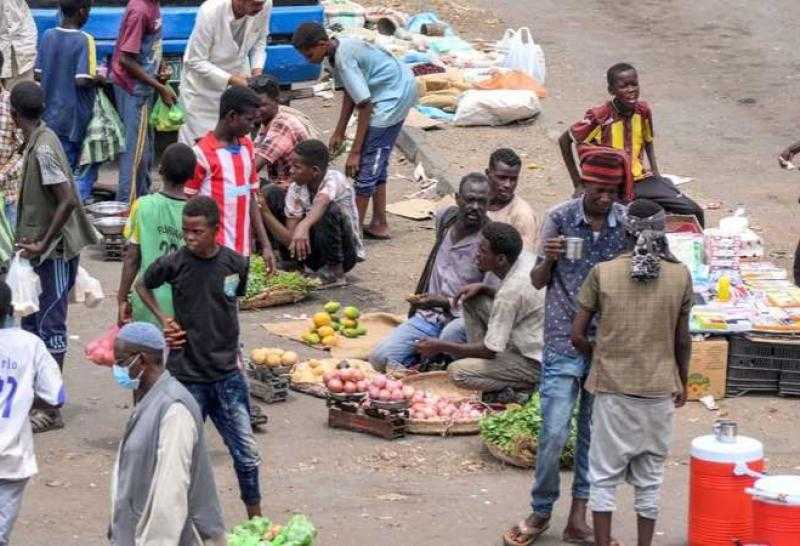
[395,126,456,196]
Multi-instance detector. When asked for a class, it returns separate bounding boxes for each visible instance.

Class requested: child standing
[292,22,417,240]
[117,143,196,327]
[35,0,101,200]
[0,281,65,545]
[10,81,98,432]
[261,139,362,286]
[559,62,705,226]
[135,196,263,520]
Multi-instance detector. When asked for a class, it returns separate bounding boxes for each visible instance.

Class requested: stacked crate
[726,336,800,396]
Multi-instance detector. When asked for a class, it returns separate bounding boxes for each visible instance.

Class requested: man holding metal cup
[504,146,631,546]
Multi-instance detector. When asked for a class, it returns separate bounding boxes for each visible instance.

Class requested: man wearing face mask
[109,322,226,546]
[179,0,271,145]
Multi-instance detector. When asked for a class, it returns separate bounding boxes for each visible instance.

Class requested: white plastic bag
[6,251,41,317]
[501,27,546,84]
[70,266,105,308]
[453,90,541,127]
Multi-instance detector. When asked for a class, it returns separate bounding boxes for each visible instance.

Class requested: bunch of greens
[479,394,577,468]
[227,514,316,546]
[245,257,320,299]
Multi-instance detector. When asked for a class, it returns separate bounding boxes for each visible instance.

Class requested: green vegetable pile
[479,394,577,468]
[245,257,320,299]
[228,514,316,546]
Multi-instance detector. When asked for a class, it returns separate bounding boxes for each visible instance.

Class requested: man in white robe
[178,0,271,145]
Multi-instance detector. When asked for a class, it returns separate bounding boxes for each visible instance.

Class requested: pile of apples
[408,392,486,423]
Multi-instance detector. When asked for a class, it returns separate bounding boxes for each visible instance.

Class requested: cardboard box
[687,338,728,400]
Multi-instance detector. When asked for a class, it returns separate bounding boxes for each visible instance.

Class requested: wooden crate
[327,406,406,440]
[247,373,290,404]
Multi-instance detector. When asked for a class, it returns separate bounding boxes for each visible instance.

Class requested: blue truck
[29,0,324,86]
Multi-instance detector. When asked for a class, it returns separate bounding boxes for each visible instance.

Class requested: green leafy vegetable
[479,394,577,468]
[268,515,316,546]
[228,516,272,546]
[245,257,320,299]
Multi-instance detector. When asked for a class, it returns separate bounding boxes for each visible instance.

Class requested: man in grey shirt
[416,222,544,400]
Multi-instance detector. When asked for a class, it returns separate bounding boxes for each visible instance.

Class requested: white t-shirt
[0,328,64,480]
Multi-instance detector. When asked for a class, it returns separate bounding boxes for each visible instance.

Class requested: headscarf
[577,144,634,201]
[624,200,679,281]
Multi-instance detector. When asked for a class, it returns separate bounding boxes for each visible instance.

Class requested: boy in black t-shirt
[135,195,263,520]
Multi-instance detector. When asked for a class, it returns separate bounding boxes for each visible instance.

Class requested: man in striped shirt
[186,85,275,271]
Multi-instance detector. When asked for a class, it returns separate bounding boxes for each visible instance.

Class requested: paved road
[484,0,800,252]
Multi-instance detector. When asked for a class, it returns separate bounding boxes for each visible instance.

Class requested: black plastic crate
[726,378,779,396]
[780,359,800,373]
[779,381,800,396]
[771,343,800,362]
[729,336,775,358]
[728,355,781,372]
[781,370,800,383]
[727,366,780,382]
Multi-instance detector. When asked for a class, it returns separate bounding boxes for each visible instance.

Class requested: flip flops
[30,408,64,434]
[502,519,550,546]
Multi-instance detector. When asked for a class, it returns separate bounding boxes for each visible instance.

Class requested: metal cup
[713,419,738,443]
[564,237,584,261]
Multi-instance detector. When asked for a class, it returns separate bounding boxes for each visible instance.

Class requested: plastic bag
[6,251,41,317]
[150,87,185,132]
[70,266,105,308]
[475,69,548,98]
[501,27,546,84]
[453,90,541,127]
[80,89,126,166]
[85,325,119,367]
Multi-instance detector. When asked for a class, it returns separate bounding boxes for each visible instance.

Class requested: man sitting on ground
[370,173,490,371]
[416,222,543,402]
[249,74,320,189]
[486,148,540,251]
[260,139,362,286]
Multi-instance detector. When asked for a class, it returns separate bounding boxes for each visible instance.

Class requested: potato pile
[250,347,299,367]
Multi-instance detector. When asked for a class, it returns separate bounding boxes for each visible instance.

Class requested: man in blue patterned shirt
[504,147,630,546]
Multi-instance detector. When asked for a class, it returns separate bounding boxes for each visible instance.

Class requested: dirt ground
[16,1,800,545]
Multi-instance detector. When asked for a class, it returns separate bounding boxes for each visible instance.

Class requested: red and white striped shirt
[186,132,259,256]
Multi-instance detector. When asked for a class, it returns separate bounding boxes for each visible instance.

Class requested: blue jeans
[183,371,261,506]
[114,85,154,203]
[369,313,465,370]
[58,138,99,202]
[531,347,593,516]
[4,200,16,230]
[21,256,79,364]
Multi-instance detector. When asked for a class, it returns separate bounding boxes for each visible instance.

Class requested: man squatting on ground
[415,222,544,402]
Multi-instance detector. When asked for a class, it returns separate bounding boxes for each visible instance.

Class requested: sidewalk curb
[396,126,456,196]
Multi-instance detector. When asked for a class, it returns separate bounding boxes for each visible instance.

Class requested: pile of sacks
[321,1,548,127]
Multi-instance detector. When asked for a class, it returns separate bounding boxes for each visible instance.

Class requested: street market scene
[3,0,800,545]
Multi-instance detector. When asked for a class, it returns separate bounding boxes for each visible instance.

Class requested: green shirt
[124,192,185,326]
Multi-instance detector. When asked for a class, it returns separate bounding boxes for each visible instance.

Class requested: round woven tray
[400,371,479,400]
[485,440,534,468]
[240,288,309,310]
[289,382,328,398]
[406,417,481,436]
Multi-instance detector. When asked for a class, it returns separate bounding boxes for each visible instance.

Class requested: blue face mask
[112,355,143,390]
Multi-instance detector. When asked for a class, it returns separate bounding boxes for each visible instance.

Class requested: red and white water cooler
[747,475,800,546]
[688,420,765,546]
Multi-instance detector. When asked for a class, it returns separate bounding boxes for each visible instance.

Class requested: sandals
[502,519,550,546]
[363,228,391,240]
[30,408,64,434]
[562,529,596,544]
[249,404,268,430]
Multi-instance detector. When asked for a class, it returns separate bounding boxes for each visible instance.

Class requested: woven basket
[405,417,482,436]
[240,288,309,310]
[400,371,480,400]
[485,439,535,468]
